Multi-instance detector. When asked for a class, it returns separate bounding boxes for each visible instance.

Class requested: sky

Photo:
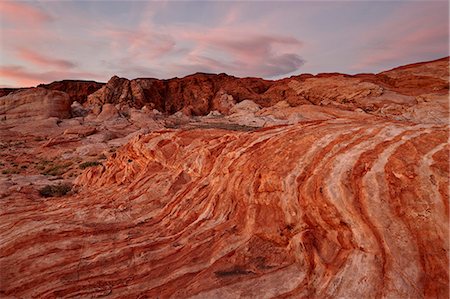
[0,0,448,87]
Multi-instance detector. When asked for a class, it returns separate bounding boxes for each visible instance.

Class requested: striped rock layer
[1,118,448,298]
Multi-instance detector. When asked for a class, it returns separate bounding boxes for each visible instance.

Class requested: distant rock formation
[38,80,104,104]
[1,57,447,123]
[83,57,448,123]
[86,73,279,115]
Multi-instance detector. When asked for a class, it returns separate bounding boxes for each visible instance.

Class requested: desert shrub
[79,161,102,169]
[41,162,72,176]
[39,183,72,197]
[2,169,19,175]
[165,123,180,129]
[194,123,258,132]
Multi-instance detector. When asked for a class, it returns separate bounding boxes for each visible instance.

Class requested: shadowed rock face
[1,119,448,298]
[0,81,104,103]
[0,57,448,298]
[0,88,28,98]
[86,73,282,115]
[38,80,105,104]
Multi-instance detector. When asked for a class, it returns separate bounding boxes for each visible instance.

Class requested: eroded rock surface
[1,118,448,298]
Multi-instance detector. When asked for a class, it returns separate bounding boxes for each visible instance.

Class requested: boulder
[71,101,89,117]
[97,104,120,121]
[0,88,71,121]
[230,100,261,114]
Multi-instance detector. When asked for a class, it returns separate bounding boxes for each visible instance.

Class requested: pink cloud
[96,20,305,78]
[353,3,448,71]
[101,28,175,60]
[0,65,102,87]
[0,1,52,25]
[188,31,301,61]
[18,48,76,69]
[176,28,305,77]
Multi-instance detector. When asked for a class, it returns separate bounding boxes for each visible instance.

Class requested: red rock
[63,126,97,137]
[83,58,449,123]
[38,80,104,104]
[1,118,447,298]
[0,87,29,98]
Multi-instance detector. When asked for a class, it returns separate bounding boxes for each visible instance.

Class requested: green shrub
[2,169,19,175]
[194,123,258,132]
[41,162,72,176]
[39,183,72,197]
[79,161,102,169]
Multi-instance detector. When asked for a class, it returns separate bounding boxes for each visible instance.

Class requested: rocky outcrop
[2,57,446,121]
[83,57,448,122]
[1,118,447,298]
[376,56,449,95]
[86,74,273,115]
[0,87,71,121]
[0,81,103,104]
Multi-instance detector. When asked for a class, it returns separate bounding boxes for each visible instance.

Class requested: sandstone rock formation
[82,57,449,124]
[0,57,448,298]
[0,87,71,121]
[86,73,275,115]
[1,57,446,122]
[1,118,447,298]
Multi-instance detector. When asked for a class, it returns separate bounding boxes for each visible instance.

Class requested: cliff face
[0,57,448,298]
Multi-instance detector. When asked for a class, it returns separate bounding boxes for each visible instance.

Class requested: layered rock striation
[1,118,448,298]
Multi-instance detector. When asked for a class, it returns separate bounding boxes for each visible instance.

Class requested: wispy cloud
[170,26,305,77]
[0,65,101,87]
[18,48,76,69]
[0,1,53,25]
[100,28,176,61]
[352,2,448,71]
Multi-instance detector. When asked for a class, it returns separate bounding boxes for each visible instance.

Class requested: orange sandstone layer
[0,119,448,298]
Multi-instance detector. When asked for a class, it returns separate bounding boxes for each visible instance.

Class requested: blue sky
[0,0,448,87]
